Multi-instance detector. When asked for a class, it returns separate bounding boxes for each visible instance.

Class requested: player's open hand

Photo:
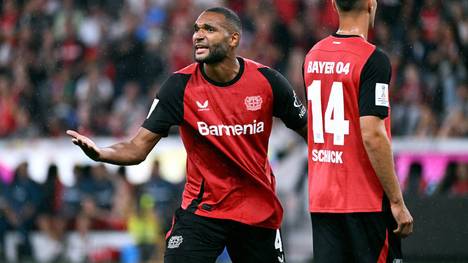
[391,202,414,238]
[66,130,101,161]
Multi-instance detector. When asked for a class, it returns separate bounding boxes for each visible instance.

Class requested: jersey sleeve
[142,73,190,136]
[258,67,307,130]
[359,48,392,119]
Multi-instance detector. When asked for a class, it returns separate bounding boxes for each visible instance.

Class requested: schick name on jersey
[311,149,343,164]
[197,120,265,136]
[307,61,350,75]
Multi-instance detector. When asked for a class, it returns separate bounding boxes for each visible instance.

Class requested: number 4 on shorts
[275,230,285,263]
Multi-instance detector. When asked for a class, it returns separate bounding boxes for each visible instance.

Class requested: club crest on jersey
[196,100,209,111]
[167,235,183,249]
[244,96,262,111]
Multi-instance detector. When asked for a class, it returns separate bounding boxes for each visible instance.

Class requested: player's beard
[194,41,229,64]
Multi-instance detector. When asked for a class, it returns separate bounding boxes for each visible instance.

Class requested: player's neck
[203,55,240,84]
[336,13,370,40]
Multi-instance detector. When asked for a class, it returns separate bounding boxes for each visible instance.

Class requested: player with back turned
[67,6,307,263]
[303,0,413,262]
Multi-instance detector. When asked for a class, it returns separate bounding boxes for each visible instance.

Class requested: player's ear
[229,32,240,48]
[367,0,374,13]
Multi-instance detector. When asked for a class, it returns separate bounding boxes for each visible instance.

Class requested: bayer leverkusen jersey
[143,57,306,228]
[304,34,392,213]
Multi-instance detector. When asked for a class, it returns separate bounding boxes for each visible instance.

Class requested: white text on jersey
[311,149,343,164]
[306,61,350,75]
[197,120,264,136]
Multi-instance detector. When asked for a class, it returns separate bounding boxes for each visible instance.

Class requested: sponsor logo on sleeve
[245,96,263,111]
[292,90,306,118]
[375,83,389,107]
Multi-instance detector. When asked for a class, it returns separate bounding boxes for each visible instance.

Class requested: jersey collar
[200,57,245,87]
[332,33,364,39]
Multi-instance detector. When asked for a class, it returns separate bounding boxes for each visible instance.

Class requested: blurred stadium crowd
[0,0,467,262]
[0,160,182,262]
[0,0,466,139]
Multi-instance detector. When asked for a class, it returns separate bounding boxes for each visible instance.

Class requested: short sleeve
[359,48,392,119]
[258,67,307,130]
[142,73,190,136]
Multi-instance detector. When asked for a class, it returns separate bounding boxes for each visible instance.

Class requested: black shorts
[311,207,402,263]
[164,208,286,263]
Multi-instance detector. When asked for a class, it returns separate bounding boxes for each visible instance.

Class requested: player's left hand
[391,202,414,238]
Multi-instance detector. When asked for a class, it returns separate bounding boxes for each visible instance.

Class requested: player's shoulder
[163,63,197,87]
[361,48,391,76]
[175,62,199,74]
[241,57,269,70]
[367,48,391,67]
[158,70,192,97]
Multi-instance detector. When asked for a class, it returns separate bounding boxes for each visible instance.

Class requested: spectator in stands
[141,159,179,233]
[80,164,115,229]
[0,161,40,261]
[439,81,468,137]
[110,166,134,229]
[110,81,147,136]
[110,11,145,97]
[42,67,78,137]
[435,161,457,195]
[75,63,114,135]
[128,193,164,263]
[451,163,468,196]
[404,162,427,197]
[36,163,66,261]
[61,165,86,224]
[0,74,18,137]
[436,161,468,196]
[66,213,91,263]
[55,18,85,76]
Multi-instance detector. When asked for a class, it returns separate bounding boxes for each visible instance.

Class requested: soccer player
[67,7,307,263]
[303,0,413,262]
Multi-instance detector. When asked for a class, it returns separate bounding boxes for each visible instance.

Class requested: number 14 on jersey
[308,80,349,146]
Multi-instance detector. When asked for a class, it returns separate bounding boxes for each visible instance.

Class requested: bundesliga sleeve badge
[375,83,389,107]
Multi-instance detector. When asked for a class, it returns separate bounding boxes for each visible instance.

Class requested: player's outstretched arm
[360,116,414,238]
[66,127,162,165]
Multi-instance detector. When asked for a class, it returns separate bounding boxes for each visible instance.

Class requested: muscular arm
[360,116,413,237]
[67,128,162,165]
[360,116,402,203]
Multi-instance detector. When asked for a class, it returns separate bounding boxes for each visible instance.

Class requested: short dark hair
[205,7,242,34]
[335,0,364,12]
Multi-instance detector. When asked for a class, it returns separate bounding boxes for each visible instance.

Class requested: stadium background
[0,0,467,262]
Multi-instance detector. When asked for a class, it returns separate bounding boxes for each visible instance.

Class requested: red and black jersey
[303,34,392,213]
[143,57,306,228]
